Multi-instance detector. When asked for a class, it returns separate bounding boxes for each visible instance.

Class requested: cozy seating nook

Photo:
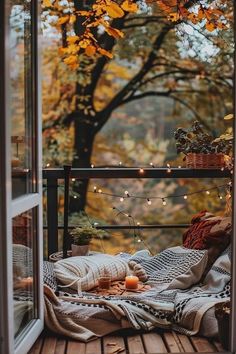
[1,0,235,353]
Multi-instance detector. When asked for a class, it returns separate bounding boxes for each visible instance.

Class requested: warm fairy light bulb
[46,163,50,167]
[206,190,210,195]
[178,165,181,169]
[137,239,142,243]
[120,197,124,202]
[73,195,77,199]
[72,178,76,182]
[166,164,171,173]
[147,199,152,205]
[150,162,154,167]
[137,222,140,226]
[184,195,188,200]
[119,161,122,166]
[98,189,102,193]
[91,164,94,168]
[139,168,144,174]
[221,167,224,171]
[93,186,97,192]
[162,198,167,206]
[218,195,223,200]
[125,190,130,197]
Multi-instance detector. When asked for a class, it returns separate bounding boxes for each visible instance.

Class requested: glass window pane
[10,0,35,198]
[12,208,38,339]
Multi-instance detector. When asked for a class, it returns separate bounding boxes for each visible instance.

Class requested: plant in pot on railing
[174,120,232,169]
[70,225,106,256]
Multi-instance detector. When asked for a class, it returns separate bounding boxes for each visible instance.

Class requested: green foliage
[70,225,107,245]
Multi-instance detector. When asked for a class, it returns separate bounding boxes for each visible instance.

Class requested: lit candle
[125,275,139,290]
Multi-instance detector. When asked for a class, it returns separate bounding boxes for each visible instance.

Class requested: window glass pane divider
[11,194,41,218]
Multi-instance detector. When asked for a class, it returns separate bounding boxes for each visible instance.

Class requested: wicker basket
[215,301,230,350]
[185,153,225,169]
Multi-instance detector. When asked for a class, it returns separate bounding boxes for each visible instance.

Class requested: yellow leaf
[121,0,138,13]
[64,55,78,65]
[67,36,80,44]
[224,114,234,120]
[57,16,69,25]
[67,44,80,54]
[206,21,216,32]
[69,15,76,24]
[97,47,113,59]
[42,0,52,6]
[79,39,91,48]
[85,45,96,56]
[105,2,125,18]
[105,27,124,39]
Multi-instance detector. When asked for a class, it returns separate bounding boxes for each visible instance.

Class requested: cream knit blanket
[54,253,129,292]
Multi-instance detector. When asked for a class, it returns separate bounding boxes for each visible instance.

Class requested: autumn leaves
[42,0,229,70]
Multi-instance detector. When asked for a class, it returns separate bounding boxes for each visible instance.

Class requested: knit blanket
[54,253,129,292]
[44,246,231,341]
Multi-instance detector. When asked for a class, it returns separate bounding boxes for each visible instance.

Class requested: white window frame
[0,0,43,353]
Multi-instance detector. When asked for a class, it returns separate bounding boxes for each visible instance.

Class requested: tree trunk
[70,118,95,213]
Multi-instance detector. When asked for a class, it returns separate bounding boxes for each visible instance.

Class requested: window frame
[0,0,43,353]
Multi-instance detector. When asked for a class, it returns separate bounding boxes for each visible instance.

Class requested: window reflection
[10,0,33,198]
[13,209,37,338]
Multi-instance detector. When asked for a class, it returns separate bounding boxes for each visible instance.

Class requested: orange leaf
[121,0,138,13]
[105,2,125,18]
[63,55,78,65]
[97,47,113,59]
[69,15,76,24]
[206,21,216,32]
[85,45,97,56]
[67,36,80,44]
[42,0,52,7]
[168,12,179,21]
[105,27,124,39]
[57,16,69,25]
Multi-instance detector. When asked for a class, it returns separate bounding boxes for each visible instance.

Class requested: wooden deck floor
[28,329,226,354]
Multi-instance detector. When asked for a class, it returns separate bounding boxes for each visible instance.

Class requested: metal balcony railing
[43,167,231,258]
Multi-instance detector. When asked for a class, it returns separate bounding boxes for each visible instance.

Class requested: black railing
[43,167,231,258]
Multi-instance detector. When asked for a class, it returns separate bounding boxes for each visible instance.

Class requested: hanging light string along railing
[86,181,231,204]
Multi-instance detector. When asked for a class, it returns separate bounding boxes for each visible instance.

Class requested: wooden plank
[103,335,126,354]
[127,335,145,354]
[28,337,44,354]
[177,334,195,352]
[41,337,57,354]
[142,332,167,353]
[86,338,102,354]
[67,340,86,354]
[55,339,67,354]
[213,340,225,352]
[190,336,215,352]
[163,332,181,353]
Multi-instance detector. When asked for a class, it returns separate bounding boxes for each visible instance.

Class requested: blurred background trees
[42,0,233,254]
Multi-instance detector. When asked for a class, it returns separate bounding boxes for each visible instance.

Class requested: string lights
[83,182,231,205]
[66,179,231,206]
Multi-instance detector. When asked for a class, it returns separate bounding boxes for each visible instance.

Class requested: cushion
[183,211,231,250]
[183,211,231,276]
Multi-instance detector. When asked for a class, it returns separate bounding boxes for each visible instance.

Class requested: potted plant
[70,225,107,256]
[174,120,232,169]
